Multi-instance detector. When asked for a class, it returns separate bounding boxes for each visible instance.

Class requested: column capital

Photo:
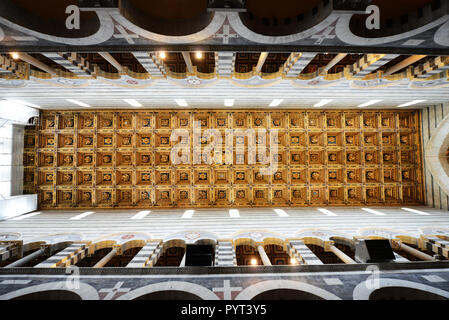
[390,238,402,250]
[113,244,122,255]
[324,240,335,252]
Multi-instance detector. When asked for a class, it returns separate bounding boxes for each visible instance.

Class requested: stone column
[391,239,434,261]
[257,245,272,266]
[214,241,237,267]
[287,239,323,265]
[93,248,118,268]
[4,248,46,268]
[126,241,162,268]
[35,243,88,268]
[326,242,357,264]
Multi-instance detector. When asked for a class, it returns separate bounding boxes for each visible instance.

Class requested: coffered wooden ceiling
[23,109,424,209]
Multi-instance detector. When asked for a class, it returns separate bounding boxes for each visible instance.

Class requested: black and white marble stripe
[126,242,162,268]
[215,52,235,78]
[34,243,87,268]
[132,52,165,77]
[354,54,400,78]
[214,241,236,267]
[283,52,317,78]
[288,240,323,265]
[42,52,91,76]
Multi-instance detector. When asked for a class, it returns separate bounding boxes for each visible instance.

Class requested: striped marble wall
[421,102,449,210]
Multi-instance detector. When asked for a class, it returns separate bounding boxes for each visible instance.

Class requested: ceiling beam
[321,53,347,74]
[383,55,426,77]
[182,52,194,73]
[254,52,269,73]
[16,53,56,75]
[98,52,123,73]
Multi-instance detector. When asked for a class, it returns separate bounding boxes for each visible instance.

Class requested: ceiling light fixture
[317,208,337,216]
[357,100,382,108]
[66,99,90,108]
[70,211,95,220]
[269,99,283,107]
[361,208,385,216]
[250,258,258,265]
[314,99,333,107]
[182,210,195,219]
[229,209,240,218]
[397,100,426,107]
[195,51,203,59]
[401,207,430,215]
[224,99,234,107]
[131,210,151,220]
[123,99,142,107]
[174,99,188,107]
[10,52,19,60]
[274,209,289,217]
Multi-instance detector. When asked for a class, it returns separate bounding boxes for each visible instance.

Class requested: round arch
[90,240,117,253]
[358,227,419,245]
[0,281,99,300]
[353,278,449,300]
[163,230,219,245]
[425,112,449,197]
[162,239,186,250]
[119,0,213,37]
[232,230,286,245]
[235,280,341,300]
[120,239,148,252]
[117,281,219,300]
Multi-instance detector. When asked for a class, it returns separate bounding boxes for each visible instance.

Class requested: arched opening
[0,0,100,38]
[349,0,437,38]
[252,289,325,300]
[75,247,113,267]
[104,246,144,267]
[246,0,322,20]
[120,0,213,36]
[154,246,185,267]
[263,244,291,265]
[11,290,82,300]
[236,244,261,266]
[334,243,355,260]
[134,290,202,300]
[234,53,290,74]
[305,244,345,264]
[241,0,332,36]
[236,280,342,300]
[370,287,448,300]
